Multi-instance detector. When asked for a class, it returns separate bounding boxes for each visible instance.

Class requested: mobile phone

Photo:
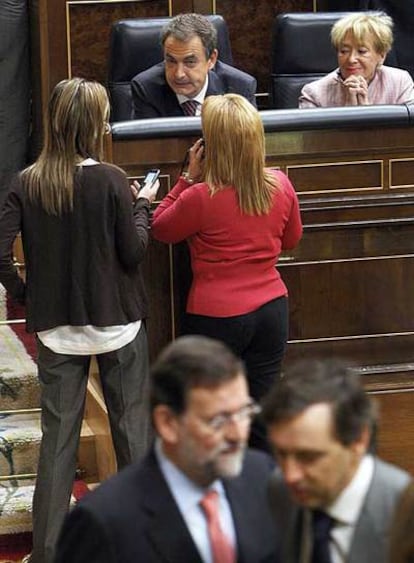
[143,168,160,187]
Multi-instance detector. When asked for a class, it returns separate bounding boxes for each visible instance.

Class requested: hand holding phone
[143,168,160,187]
[131,169,161,204]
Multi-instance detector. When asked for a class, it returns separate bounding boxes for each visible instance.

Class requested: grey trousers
[30,326,152,563]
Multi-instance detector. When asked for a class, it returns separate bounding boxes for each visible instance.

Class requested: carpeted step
[0,414,41,478]
[0,413,97,479]
[0,372,39,413]
[0,324,38,412]
[0,477,83,536]
[0,478,36,535]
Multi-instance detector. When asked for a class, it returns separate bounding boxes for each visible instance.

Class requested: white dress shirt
[303,454,374,563]
[176,76,209,116]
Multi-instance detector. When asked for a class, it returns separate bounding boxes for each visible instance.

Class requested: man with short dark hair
[55,336,279,563]
[131,13,257,119]
[262,359,410,563]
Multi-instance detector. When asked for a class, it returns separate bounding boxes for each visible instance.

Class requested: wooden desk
[108,106,414,473]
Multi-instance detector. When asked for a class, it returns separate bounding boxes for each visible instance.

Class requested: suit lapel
[348,461,387,563]
[206,68,225,96]
[225,475,281,563]
[161,85,185,116]
[141,452,203,563]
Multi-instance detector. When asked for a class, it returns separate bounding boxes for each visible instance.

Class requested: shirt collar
[76,157,98,166]
[155,438,224,511]
[176,75,209,106]
[326,454,374,525]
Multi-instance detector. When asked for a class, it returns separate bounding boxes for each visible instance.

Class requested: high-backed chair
[269,11,398,109]
[108,15,233,121]
[269,12,350,109]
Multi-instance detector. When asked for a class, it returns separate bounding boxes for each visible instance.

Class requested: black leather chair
[269,11,399,109]
[108,15,233,121]
[269,12,351,109]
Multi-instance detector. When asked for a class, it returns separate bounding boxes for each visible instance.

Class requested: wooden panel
[266,127,414,162]
[299,194,414,224]
[68,0,169,84]
[215,0,313,98]
[285,334,414,368]
[287,160,383,195]
[289,221,414,261]
[390,158,414,190]
[106,118,414,476]
[282,256,414,340]
[373,390,414,475]
[172,0,193,13]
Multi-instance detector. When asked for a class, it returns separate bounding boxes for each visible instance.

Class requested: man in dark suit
[262,359,410,563]
[54,336,279,563]
[131,13,257,119]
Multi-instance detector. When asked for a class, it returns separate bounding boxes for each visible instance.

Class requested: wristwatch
[181,172,195,184]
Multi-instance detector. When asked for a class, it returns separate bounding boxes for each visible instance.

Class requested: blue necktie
[311,510,333,563]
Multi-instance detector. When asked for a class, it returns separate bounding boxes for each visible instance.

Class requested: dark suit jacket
[54,448,279,563]
[131,60,257,119]
[269,457,410,563]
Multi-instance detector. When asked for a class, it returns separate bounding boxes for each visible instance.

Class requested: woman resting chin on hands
[299,12,414,108]
[343,74,370,105]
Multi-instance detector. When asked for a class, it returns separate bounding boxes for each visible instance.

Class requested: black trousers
[184,296,288,452]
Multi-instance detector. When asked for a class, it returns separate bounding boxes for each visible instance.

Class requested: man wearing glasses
[55,335,279,563]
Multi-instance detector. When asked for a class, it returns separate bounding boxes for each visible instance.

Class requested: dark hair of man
[150,335,245,414]
[161,13,218,59]
[261,359,376,446]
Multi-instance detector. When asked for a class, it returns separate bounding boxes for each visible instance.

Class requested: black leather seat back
[269,11,398,109]
[108,15,233,121]
[269,12,351,109]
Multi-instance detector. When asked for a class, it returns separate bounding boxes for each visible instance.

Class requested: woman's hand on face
[131,179,161,204]
[187,138,205,183]
[343,75,369,105]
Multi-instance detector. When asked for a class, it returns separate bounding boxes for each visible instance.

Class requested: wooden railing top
[110,103,414,141]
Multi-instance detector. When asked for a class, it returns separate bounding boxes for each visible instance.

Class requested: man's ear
[208,49,218,70]
[353,425,371,457]
[153,405,181,444]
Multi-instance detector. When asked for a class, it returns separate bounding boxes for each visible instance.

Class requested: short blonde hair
[201,94,277,215]
[331,12,393,56]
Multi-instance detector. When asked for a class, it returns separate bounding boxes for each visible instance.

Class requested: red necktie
[181,99,199,116]
[200,490,235,563]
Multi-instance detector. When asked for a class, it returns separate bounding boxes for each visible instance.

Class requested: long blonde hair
[22,77,110,215]
[201,94,277,215]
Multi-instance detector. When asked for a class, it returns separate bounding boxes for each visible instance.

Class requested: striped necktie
[200,490,235,563]
[181,99,199,116]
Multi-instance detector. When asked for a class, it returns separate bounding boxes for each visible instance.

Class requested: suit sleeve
[54,506,118,563]
[131,77,161,119]
[113,169,151,269]
[0,179,26,303]
[245,76,258,108]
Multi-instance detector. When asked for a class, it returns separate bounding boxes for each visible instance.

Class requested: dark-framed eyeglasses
[200,401,262,433]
